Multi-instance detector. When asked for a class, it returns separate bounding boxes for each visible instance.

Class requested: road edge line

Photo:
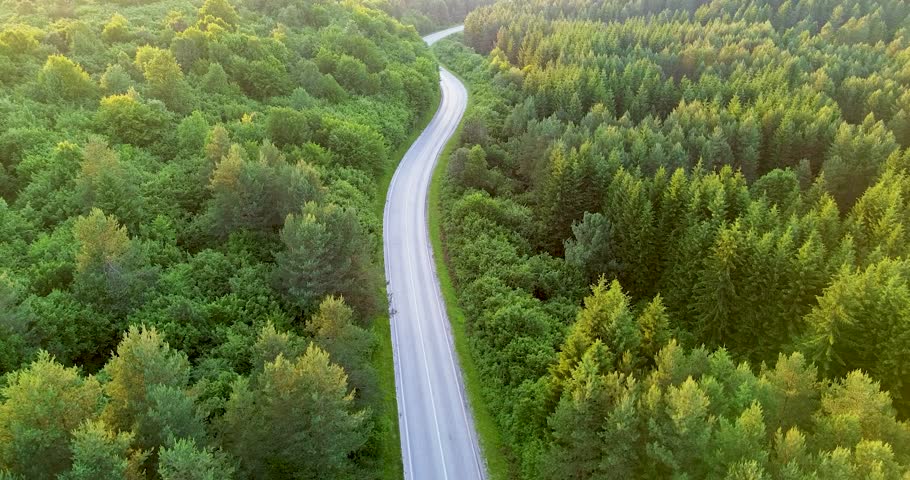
[427,38,515,480]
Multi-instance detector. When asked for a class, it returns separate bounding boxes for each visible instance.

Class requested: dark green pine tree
[221,344,368,479]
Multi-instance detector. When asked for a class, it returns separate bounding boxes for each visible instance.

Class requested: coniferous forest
[433,0,910,478]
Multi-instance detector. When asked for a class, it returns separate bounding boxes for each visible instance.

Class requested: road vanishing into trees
[383,25,486,480]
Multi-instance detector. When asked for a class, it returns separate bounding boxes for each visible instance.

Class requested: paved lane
[383,25,486,480]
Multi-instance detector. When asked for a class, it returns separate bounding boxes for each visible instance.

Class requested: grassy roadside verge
[370,86,440,480]
[427,67,513,480]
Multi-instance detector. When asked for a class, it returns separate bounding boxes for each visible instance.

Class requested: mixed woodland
[433,0,910,477]
[386,0,492,33]
[0,0,444,478]
[2,0,909,478]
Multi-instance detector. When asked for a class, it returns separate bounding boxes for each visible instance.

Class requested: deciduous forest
[0,0,450,478]
[433,0,910,477]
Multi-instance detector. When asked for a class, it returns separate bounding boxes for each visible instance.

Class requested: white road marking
[419,69,485,479]
[403,172,451,480]
[384,25,485,480]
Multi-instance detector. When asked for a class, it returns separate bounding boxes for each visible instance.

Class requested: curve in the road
[383,26,486,480]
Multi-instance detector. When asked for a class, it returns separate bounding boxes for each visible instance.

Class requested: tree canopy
[0,0,444,477]
[433,0,910,476]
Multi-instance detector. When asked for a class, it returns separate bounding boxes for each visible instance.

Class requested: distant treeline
[384,0,494,33]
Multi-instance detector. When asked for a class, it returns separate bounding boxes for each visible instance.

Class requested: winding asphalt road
[383,26,486,480]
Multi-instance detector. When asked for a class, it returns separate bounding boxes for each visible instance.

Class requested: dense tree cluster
[383,0,494,34]
[0,0,441,477]
[435,0,910,477]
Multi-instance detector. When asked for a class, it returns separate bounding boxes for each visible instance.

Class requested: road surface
[383,25,486,480]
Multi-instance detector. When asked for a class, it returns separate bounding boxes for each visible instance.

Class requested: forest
[0,0,444,478]
[386,0,492,34]
[433,0,910,478]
